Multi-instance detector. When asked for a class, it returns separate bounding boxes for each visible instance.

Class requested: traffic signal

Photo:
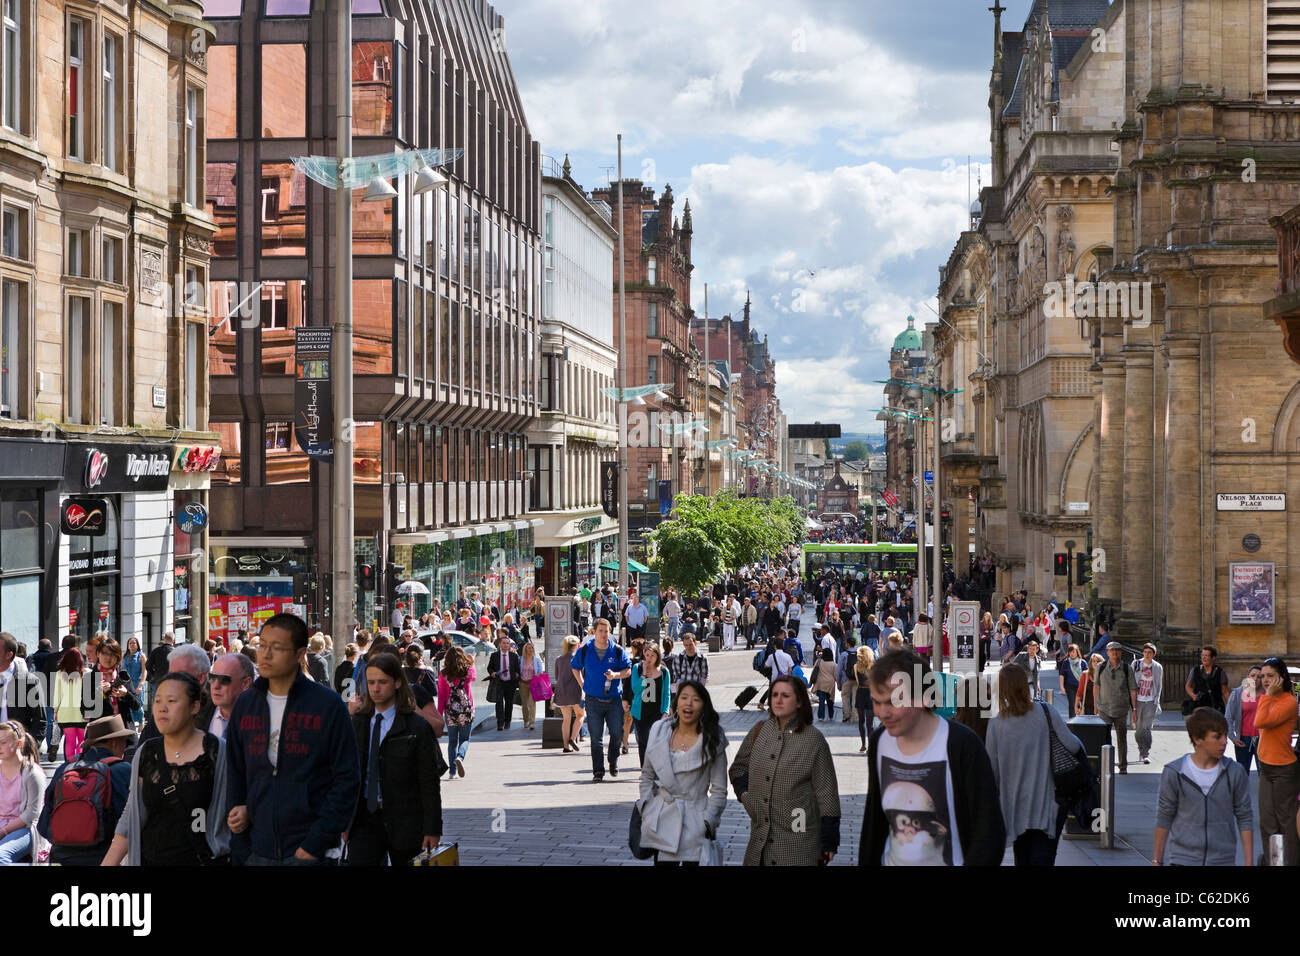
[1076,551,1091,586]
[1053,553,1069,576]
[385,563,406,597]
[358,564,375,590]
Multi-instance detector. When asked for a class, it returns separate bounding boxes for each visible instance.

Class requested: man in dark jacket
[144,631,175,707]
[859,648,1004,866]
[226,613,361,865]
[487,636,521,731]
[348,654,444,866]
[37,715,133,865]
[0,632,44,743]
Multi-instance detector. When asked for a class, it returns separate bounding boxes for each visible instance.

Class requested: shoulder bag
[1041,702,1093,813]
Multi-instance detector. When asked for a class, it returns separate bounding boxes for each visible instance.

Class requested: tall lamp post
[292,12,458,643]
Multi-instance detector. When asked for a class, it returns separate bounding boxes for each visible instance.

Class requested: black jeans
[495,679,518,728]
[1012,828,1060,866]
[654,858,699,867]
[635,712,660,768]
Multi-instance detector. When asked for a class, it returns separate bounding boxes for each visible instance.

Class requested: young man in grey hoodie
[1152,707,1254,866]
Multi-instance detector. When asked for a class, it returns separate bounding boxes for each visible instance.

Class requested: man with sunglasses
[206,651,255,739]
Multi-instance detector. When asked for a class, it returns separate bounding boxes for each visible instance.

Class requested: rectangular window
[66,296,89,423]
[260,162,307,255]
[185,87,198,204]
[100,301,120,425]
[103,35,120,171]
[0,279,18,418]
[1,205,26,259]
[353,41,393,136]
[207,45,237,138]
[260,43,306,138]
[352,279,393,374]
[647,461,657,501]
[3,0,22,132]
[206,162,237,258]
[647,256,657,285]
[647,301,658,337]
[66,227,87,275]
[647,355,657,386]
[101,235,122,284]
[540,353,551,410]
[184,321,199,429]
[1268,7,1300,99]
[67,18,85,160]
[184,264,203,309]
[257,279,306,375]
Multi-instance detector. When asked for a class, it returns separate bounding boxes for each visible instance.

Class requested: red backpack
[48,757,121,846]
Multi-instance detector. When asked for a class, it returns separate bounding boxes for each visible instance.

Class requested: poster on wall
[209,596,228,645]
[294,327,334,461]
[1229,562,1275,625]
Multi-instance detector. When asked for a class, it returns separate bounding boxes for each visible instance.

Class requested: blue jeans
[667,618,681,641]
[816,690,833,720]
[585,695,623,776]
[1235,737,1257,774]
[446,722,472,769]
[43,707,56,750]
[0,829,32,865]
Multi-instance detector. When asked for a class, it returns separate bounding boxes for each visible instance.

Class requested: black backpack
[145,644,172,684]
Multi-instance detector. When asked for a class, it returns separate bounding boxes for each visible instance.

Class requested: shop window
[206,162,238,257]
[0,490,38,571]
[259,162,306,256]
[353,420,381,483]
[207,45,237,138]
[352,41,393,136]
[265,419,309,483]
[210,421,241,484]
[353,279,392,374]
[260,43,305,139]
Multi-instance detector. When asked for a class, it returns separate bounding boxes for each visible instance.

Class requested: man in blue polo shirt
[570,617,632,782]
[624,591,648,644]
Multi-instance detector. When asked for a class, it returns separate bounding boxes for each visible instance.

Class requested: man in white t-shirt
[758,632,795,711]
[860,648,1004,866]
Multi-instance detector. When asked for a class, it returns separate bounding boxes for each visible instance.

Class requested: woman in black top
[102,671,230,866]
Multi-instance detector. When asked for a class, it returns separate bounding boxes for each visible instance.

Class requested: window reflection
[206,162,237,258]
[352,42,393,136]
[211,422,242,485]
[352,188,392,255]
[260,44,306,139]
[206,0,241,15]
[208,46,237,138]
[353,279,392,374]
[265,421,310,484]
[260,162,307,256]
[354,420,382,483]
[258,280,307,374]
[207,280,239,376]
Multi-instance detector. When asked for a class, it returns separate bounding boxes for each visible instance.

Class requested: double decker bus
[799,542,953,577]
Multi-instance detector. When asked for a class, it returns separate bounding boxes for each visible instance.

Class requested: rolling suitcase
[735,685,759,710]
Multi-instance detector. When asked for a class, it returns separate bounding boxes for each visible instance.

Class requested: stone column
[1118,349,1155,637]
[1162,340,1202,648]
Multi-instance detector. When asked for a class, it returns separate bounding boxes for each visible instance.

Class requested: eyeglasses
[258,643,296,656]
[209,673,234,686]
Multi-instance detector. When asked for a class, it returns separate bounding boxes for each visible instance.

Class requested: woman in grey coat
[730,675,840,866]
[637,681,728,865]
[986,663,1085,866]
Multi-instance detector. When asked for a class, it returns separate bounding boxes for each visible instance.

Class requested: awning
[805,517,825,531]
[600,559,650,574]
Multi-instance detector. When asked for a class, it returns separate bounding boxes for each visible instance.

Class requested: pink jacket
[437,664,477,715]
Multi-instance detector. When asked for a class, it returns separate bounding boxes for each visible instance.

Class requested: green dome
[892,315,921,351]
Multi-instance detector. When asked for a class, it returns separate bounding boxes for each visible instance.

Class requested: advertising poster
[209,595,228,645]
[1229,562,1274,624]
[251,597,279,630]
[226,598,249,635]
[294,327,334,461]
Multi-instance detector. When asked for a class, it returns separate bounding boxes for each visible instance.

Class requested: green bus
[800,542,954,577]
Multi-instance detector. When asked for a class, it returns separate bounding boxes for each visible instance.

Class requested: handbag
[1041,702,1093,807]
[699,834,724,866]
[486,677,501,704]
[628,802,656,860]
[530,672,554,701]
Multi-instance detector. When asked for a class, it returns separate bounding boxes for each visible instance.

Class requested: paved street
[444,618,1253,865]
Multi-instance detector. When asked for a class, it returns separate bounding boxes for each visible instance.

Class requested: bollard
[1099,743,1115,849]
[1269,833,1285,867]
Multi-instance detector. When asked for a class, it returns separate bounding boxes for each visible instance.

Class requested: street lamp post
[617,134,629,618]
[333,0,352,643]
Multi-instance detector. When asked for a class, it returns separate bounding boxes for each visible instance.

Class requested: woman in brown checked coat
[729,675,841,866]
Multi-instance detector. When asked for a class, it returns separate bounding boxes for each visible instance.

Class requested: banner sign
[64,443,172,493]
[601,462,619,519]
[61,497,108,536]
[294,327,334,461]
[658,479,672,516]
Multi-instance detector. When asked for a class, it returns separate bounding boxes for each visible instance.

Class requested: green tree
[649,522,724,596]
[844,440,869,461]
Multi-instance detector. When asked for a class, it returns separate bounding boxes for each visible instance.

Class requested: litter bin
[1063,714,1110,838]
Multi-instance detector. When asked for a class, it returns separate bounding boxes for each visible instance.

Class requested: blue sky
[504,0,1041,431]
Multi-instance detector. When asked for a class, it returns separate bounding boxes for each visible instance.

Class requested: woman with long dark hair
[630,642,670,767]
[53,649,88,762]
[1254,657,1299,864]
[90,639,140,724]
[636,680,728,866]
[349,652,444,865]
[437,645,476,779]
[621,638,645,756]
[730,675,840,866]
[102,672,230,866]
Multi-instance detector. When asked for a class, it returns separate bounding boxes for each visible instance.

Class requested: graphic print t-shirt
[876,718,962,866]
[1137,662,1155,702]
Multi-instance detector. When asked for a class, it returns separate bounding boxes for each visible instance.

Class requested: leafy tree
[649,522,723,596]
[844,440,869,461]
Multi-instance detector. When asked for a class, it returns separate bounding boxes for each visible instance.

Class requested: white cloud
[775,357,884,432]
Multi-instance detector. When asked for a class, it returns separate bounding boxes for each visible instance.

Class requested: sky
[503,0,1043,433]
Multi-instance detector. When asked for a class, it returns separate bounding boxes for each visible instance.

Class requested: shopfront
[0,437,64,648]
[393,521,538,623]
[207,541,311,646]
[61,441,175,654]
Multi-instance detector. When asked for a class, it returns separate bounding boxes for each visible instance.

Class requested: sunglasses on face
[209,674,235,686]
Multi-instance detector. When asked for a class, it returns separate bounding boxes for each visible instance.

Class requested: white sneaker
[1141,757,1150,764]
[456,757,465,777]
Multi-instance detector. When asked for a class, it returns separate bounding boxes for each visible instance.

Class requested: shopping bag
[530,672,554,701]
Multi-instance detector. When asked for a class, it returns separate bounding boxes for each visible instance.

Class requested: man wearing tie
[206,652,255,739]
[488,636,521,731]
[348,653,443,866]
